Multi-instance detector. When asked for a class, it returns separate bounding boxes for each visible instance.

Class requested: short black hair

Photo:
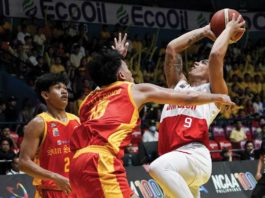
[86,48,122,86]
[35,73,69,104]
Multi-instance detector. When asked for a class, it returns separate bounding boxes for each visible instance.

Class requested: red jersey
[70,81,140,159]
[33,112,80,189]
[159,80,220,155]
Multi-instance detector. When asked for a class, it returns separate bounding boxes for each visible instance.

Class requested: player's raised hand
[226,14,246,35]
[53,173,72,195]
[112,32,129,57]
[203,24,216,41]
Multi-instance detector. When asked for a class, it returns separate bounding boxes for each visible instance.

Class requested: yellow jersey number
[64,157,70,172]
[90,100,109,120]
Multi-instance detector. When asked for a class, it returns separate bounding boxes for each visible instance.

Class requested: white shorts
[149,142,212,198]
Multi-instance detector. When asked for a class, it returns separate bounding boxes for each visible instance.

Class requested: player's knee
[149,162,162,178]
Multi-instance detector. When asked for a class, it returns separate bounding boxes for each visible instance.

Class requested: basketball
[210,8,245,43]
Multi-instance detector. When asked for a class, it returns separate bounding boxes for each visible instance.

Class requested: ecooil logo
[6,183,29,198]
[116,5,129,25]
[22,0,37,17]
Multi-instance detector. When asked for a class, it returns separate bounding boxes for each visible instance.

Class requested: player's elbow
[18,157,28,172]
[166,43,175,55]
[209,51,224,61]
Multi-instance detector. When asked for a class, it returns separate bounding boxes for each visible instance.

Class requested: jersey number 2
[64,157,70,172]
[184,117,192,128]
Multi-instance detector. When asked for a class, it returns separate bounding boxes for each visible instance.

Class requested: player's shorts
[70,145,133,198]
[34,188,77,198]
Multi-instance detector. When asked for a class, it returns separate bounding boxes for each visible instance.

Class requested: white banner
[2,0,265,31]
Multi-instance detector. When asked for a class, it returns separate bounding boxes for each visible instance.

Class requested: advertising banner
[126,160,258,198]
[2,0,265,31]
[0,160,258,198]
[202,160,257,198]
[0,174,35,198]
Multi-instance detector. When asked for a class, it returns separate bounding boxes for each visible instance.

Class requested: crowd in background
[0,18,265,174]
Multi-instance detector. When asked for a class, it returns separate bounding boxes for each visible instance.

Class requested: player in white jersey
[148,15,245,198]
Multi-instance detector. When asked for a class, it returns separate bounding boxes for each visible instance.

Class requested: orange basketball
[210,8,245,43]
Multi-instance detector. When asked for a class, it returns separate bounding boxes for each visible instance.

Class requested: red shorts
[34,189,77,198]
[69,146,133,198]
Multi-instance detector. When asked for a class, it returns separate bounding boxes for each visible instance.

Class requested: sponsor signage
[2,0,265,31]
[0,174,34,198]
[126,160,258,198]
[0,160,258,197]
[203,160,257,198]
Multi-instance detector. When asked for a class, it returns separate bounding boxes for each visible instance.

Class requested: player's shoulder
[66,112,80,122]
[174,80,190,90]
[24,115,45,135]
[29,116,45,125]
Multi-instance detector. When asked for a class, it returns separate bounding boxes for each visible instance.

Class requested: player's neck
[189,77,208,87]
[46,108,67,122]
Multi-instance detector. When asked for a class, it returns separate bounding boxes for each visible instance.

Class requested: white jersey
[158,80,220,155]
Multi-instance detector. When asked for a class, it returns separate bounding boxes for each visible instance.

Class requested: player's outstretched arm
[19,117,72,194]
[208,14,245,95]
[132,83,234,108]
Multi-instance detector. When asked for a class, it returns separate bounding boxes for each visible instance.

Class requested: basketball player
[69,33,234,198]
[19,73,80,198]
[148,15,245,197]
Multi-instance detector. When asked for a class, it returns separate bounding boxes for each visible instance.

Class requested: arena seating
[209,140,222,161]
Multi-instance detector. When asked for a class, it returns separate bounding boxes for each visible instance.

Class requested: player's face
[45,83,68,110]
[188,59,209,80]
[246,143,254,153]
[119,61,134,82]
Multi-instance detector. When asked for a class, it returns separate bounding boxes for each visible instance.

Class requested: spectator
[18,98,35,124]
[229,121,247,143]
[142,125,158,142]
[44,46,55,68]
[4,96,19,131]
[50,56,65,74]
[240,141,259,160]
[253,95,263,115]
[0,138,15,174]
[33,27,46,54]
[6,156,24,175]
[0,126,18,149]
[70,43,84,68]
[100,24,111,41]
[123,143,139,166]
[255,124,265,140]
[0,99,6,122]
[220,147,233,161]
[17,25,30,45]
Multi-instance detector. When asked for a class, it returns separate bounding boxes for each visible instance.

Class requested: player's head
[11,156,20,172]
[87,48,133,87]
[244,140,254,153]
[188,59,209,82]
[35,73,69,110]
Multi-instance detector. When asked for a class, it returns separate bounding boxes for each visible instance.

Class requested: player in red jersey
[19,73,80,198]
[148,15,245,197]
[69,33,235,198]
